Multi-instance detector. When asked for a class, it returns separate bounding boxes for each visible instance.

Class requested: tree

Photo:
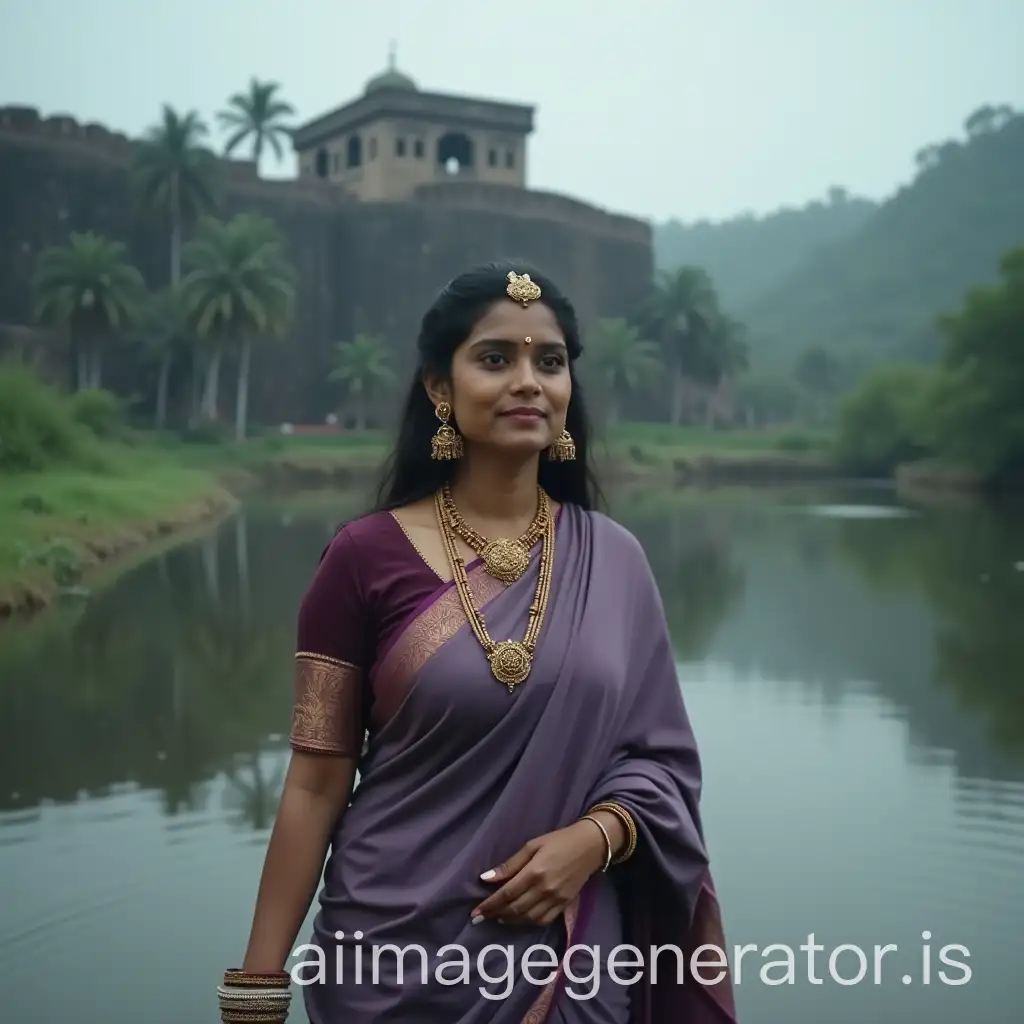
[834,364,934,475]
[181,214,297,439]
[921,245,1024,478]
[584,317,663,424]
[328,333,397,430]
[640,266,720,424]
[794,345,842,396]
[698,313,749,425]
[32,232,145,390]
[134,286,193,428]
[963,104,1016,138]
[218,78,296,172]
[132,106,220,285]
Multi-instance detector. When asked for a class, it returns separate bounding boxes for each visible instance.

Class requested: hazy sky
[2,0,1021,223]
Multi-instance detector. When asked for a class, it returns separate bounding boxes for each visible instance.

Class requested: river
[1,482,1022,1023]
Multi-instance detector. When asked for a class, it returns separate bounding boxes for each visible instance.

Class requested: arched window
[436,132,474,175]
[315,148,329,178]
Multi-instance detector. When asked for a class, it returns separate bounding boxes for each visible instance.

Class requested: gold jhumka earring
[506,271,542,307]
[547,430,576,461]
[430,401,463,460]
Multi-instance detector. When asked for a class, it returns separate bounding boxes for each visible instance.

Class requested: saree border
[371,504,566,718]
[371,561,507,728]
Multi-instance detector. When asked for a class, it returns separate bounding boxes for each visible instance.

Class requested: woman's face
[426,298,571,458]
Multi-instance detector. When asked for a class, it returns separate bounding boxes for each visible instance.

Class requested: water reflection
[612,486,1024,785]
[0,484,1022,1023]
[834,505,1024,764]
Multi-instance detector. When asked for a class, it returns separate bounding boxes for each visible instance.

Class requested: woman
[218,261,737,1023]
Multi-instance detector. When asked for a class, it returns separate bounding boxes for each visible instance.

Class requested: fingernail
[471,914,484,925]
[480,869,496,880]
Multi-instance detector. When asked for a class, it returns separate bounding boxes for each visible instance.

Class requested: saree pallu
[289,502,738,1023]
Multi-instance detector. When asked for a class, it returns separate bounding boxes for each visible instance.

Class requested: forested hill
[654,189,877,308]
[737,105,1024,369]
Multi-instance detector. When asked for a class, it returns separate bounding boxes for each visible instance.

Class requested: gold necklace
[434,488,555,691]
[440,482,548,584]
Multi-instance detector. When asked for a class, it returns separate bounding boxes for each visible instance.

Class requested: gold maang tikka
[430,401,463,460]
[506,271,541,307]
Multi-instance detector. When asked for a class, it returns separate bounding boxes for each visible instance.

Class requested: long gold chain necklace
[434,488,555,691]
[440,482,548,584]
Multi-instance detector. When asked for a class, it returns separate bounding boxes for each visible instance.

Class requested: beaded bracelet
[217,985,292,1004]
[219,970,291,1023]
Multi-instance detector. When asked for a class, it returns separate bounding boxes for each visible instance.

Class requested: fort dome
[364,49,417,94]
[365,68,417,93]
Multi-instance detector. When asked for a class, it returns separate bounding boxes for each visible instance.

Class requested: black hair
[370,258,604,513]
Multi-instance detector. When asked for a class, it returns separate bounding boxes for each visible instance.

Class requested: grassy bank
[1,421,839,617]
[1,360,843,619]
[204,421,838,486]
[0,365,239,617]
[0,446,237,617]
[595,422,837,482]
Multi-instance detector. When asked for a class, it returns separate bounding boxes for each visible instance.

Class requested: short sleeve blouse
[288,526,371,759]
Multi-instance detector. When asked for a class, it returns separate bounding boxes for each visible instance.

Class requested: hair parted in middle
[370,258,603,513]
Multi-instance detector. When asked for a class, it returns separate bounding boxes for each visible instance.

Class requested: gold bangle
[222,969,291,988]
[220,1012,289,1023]
[587,801,638,864]
[579,813,613,872]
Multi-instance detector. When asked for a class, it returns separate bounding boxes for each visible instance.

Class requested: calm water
[1,483,1023,1023]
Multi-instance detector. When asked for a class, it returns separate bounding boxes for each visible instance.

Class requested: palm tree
[132,105,220,285]
[217,78,296,172]
[328,333,397,430]
[181,213,297,439]
[135,285,193,428]
[32,232,146,390]
[640,266,720,424]
[698,313,749,426]
[584,318,663,424]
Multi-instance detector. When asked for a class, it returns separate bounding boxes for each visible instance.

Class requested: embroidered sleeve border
[289,652,362,757]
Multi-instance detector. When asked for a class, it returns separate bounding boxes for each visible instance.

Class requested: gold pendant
[481,538,531,584]
[488,640,532,691]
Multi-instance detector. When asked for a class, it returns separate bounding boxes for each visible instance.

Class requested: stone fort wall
[0,106,653,425]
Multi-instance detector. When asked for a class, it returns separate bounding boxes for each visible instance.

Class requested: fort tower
[291,49,533,201]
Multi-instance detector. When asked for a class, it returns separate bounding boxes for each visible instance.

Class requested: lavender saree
[288,502,737,1023]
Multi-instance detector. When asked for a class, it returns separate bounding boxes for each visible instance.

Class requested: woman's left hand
[470,820,609,927]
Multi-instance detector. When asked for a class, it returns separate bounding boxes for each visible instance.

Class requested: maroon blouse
[288,510,456,759]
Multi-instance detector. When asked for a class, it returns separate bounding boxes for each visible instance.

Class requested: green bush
[0,362,86,472]
[176,422,230,445]
[776,430,817,452]
[68,388,125,439]
[18,493,53,514]
[834,365,934,475]
[258,433,286,453]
